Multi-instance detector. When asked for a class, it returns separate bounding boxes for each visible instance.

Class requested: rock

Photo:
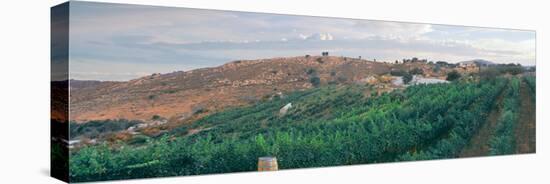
[279,103,292,116]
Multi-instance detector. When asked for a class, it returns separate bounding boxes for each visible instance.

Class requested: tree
[306,68,317,75]
[390,69,407,76]
[507,66,524,75]
[403,73,413,84]
[310,76,321,87]
[446,70,461,81]
[337,76,347,83]
[479,68,499,80]
[433,65,441,72]
[409,68,424,75]
[152,115,162,120]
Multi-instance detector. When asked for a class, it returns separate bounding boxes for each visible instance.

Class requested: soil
[459,85,506,157]
[69,56,394,122]
[515,80,536,153]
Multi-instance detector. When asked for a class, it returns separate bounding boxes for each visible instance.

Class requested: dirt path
[459,86,506,157]
[515,80,536,153]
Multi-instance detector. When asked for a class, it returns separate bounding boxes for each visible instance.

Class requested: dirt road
[515,80,536,153]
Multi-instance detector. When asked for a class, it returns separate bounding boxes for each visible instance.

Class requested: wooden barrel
[258,157,278,171]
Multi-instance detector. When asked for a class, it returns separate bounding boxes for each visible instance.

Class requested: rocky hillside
[69,55,393,122]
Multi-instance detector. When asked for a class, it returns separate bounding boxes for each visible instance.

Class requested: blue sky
[66,1,536,81]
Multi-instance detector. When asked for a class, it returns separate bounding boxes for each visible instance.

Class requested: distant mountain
[69,55,393,122]
[458,59,495,66]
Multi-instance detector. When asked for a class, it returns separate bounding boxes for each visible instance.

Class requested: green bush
[446,70,461,81]
[390,69,407,76]
[70,78,510,182]
[310,76,321,87]
[410,68,423,75]
[69,119,141,140]
[489,77,520,155]
[403,73,413,84]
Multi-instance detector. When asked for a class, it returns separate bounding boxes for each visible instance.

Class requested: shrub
[409,68,424,75]
[390,69,407,76]
[192,105,207,115]
[128,135,150,145]
[151,115,162,121]
[403,73,413,84]
[306,68,317,75]
[337,76,347,83]
[69,119,141,140]
[310,76,321,87]
[479,68,499,80]
[69,79,510,182]
[446,70,461,81]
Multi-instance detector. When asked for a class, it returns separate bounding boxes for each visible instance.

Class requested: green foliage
[69,119,141,140]
[479,68,500,80]
[151,115,161,120]
[489,111,516,155]
[446,70,461,81]
[310,76,321,87]
[163,90,177,94]
[390,69,407,76]
[489,77,520,155]
[398,78,508,161]
[128,135,151,145]
[70,79,513,182]
[337,76,347,83]
[306,68,317,75]
[409,68,423,75]
[501,64,525,75]
[403,73,413,84]
[524,76,535,98]
[480,64,525,78]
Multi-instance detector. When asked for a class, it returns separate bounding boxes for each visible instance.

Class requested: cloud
[67,1,536,81]
[299,33,334,41]
[352,20,434,40]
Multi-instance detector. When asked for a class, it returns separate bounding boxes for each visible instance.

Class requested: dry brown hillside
[69,56,394,122]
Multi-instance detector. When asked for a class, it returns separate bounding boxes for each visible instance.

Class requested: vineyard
[69,77,535,182]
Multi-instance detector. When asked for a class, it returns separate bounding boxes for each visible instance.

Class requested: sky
[64,1,536,81]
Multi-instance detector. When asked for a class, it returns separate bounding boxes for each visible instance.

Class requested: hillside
[71,77,526,182]
[69,56,393,122]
